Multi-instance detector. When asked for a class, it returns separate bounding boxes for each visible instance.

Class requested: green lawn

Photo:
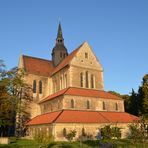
[0,138,148,148]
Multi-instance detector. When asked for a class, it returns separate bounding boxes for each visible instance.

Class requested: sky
[0,0,148,95]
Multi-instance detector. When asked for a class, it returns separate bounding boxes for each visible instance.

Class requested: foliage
[100,124,121,140]
[65,130,77,142]
[0,60,32,137]
[109,73,148,118]
[33,129,54,148]
[128,117,148,143]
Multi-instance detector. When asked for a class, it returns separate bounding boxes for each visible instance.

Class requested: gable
[70,42,103,71]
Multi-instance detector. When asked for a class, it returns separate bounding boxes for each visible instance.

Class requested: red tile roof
[39,87,122,104]
[26,110,139,125]
[99,112,139,123]
[26,111,62,125]
[22,43,83,76]
[55,110,108,123]
[23,55,54,77]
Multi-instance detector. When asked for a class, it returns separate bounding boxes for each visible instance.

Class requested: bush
[33,129,54,148]
[100,125,121,140]
[128,117,148,143]
[65,130,77,142]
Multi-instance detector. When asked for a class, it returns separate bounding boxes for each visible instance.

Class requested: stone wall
[63,95,124,112]
[53,123,130,141]
[40,96,63,114]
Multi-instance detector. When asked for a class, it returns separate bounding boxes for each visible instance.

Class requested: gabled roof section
[23,55,54,77]
[39,87,122,104]
[51,42,85,76]
[26,110,139,125]
[26,110,62,125]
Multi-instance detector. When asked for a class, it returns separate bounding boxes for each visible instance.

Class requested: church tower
[52,23,68,66]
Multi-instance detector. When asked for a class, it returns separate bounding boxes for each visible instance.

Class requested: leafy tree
[138,74,148,117]
[0,60,32,136]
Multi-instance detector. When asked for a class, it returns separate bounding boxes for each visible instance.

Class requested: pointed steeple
[52,22,68,67]
[56,22,64,45]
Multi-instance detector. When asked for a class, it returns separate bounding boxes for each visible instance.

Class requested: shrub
[33,129,54,148]
[128,117,148,143]
[100,124,121,140]
[65,130,76,142]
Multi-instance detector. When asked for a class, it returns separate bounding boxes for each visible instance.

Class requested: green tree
[138,74,148,117]
[0,60,32,136]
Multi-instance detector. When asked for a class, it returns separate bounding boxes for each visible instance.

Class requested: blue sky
[0,0,148,94]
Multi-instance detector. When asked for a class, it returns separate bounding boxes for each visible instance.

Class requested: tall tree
[0,60,32,136]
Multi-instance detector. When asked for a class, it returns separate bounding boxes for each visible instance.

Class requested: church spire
[56,22,64,45]
[52,23,68,67]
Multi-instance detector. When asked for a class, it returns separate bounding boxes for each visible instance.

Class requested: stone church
[18,23,138,140]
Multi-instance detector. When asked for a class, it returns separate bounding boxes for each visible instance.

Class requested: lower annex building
[18,23,138,141]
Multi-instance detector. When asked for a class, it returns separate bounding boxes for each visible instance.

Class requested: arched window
[82,128,86,136]
[91,74,94,88]
[115,103,118,111]
[85,71,89,88]
[65,74,67,88]
[71,99,74,108]
[33,80,36,93]
[80,72,83,87]
[39,81,42,94]
[63,128,67,137]
[103,101,106,110]
[87,100,90,109]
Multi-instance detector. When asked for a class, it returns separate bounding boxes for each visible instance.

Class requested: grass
[0,138,148,148]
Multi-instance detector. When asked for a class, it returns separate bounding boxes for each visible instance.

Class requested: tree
[0,60,32,136]
[138,74,148,117]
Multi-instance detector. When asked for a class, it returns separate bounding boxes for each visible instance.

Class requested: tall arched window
[80,72,83,87]
[91,74,94,88]
[85,71,89,88]
[87,100,90,109]
[33,80,36,93]
[39,81,42,94]
[103,101,106,110]
[63,128,67,137]
[115,103,118,111]
[71,99,74,108]
[65,74,67,88]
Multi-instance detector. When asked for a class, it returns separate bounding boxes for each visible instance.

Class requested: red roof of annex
[39,87,122,104]
[26,110,139,125]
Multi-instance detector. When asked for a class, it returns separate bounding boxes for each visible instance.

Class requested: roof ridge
[23,55,52,62]
[97,112,111,123]
[52,110,64,123]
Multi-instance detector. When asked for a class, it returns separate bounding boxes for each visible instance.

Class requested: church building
[18,23,138,141]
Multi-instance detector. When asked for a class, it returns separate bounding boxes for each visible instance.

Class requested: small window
[39,81,42,94]
[71,99,74,108]
[63,128,67,137]
[33,80,36,93]
[103,101,106,110]
[87,100,90,109]
[115,103,118,111]
[85,52,88,58]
